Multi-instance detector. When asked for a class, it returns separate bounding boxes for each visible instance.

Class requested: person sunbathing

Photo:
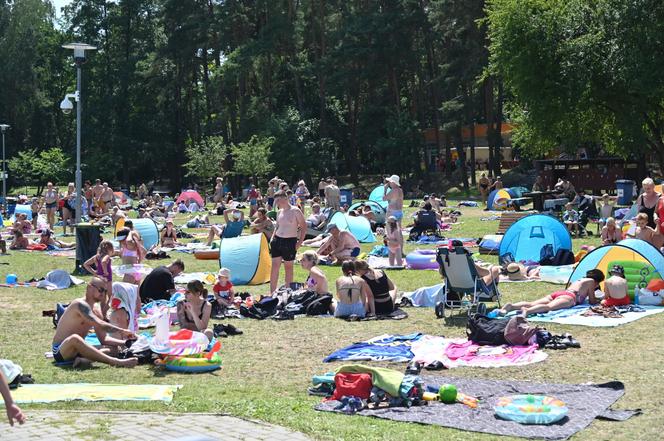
[12,213,32,234]
[503,262,540,281]
[177,280,213,341]
[600,217,622,245]
[318,224,360,264]
[602,265,630,307]
[39,230,75,250]
[160,219,178,248]
[499,269,604,317]
[300,250,330,296]
[52,278,138,368]
[206,209,244,245]
[333,261,371,318]
[9,231,30,250]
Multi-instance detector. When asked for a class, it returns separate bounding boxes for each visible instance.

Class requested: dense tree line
[0,0,661,192]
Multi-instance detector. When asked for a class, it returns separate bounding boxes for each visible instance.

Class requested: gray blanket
[315,376,639,440]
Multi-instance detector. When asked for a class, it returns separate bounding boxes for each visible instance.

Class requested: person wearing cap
[490,175,504,191]
[206,208,245,245]
[161,219,178,248]
[385,215,403,267]
[601,265,630,307]
[213,267,235,311]
[319,223,361,264]
[383,175,404,228]
[324,178,340,211]
[269,190,307,294]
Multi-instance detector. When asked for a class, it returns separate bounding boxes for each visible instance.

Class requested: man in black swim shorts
[269,191,306,294]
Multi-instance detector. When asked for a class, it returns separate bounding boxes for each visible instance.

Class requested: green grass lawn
[1,203,662,440]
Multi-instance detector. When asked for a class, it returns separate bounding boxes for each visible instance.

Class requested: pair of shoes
[213,323,244,337]
[405,361,422,375]
[545,337,567,350]
[559,333,580,348]
[271,310,295,320]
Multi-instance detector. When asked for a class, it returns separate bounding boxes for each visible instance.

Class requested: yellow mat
[1,383,182,404]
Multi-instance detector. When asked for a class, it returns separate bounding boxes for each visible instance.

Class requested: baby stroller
[435,245,501,319]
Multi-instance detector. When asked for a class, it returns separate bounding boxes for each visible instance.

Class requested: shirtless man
[51,277,138,368]
[319,224,361,264]
[383,175,404,228]
[111,206,126,225]
[306,203,327,229]
[250,207,274,239]
[499,269,604,317]
[92,179,104,208]
[602,265,630,307]
[100,182,114,211]
[269,191,306,294]
[324,178,340,211]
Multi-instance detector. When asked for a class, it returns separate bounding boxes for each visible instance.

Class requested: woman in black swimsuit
[354,260,397,315]
[176,281,213,340]
[478,173,491,206]
[636,177,661,229]
[161,219,178,248]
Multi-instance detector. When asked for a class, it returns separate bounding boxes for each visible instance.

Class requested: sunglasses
[92,284,108,295]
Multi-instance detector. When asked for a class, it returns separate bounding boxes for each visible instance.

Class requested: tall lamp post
[61,43,96,225]
[0,124,9,214]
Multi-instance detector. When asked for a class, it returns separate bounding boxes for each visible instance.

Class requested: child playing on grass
[83,240,115,317]
[384,215,403,267]
[213,267,235,313]
[562,203,581,236]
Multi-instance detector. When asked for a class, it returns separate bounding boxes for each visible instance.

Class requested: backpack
[466,314,508,345]
[539,244,554,265]
[305,294,333,316]
[284,290,319,314]
[53,303,69,328]
[331,372,373,401]
[551,249,574,266]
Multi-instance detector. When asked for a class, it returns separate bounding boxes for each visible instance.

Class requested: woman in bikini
[160,219,178,248]
[124,219,146,261]
[300,250,329,296]
[354,260,397,316]
[334,261,371,318]
[43,182,59,229]
[177,280,213,341]
[116,227,142,265]
[499,269,604,317]
[635,177,661,229]
[61,182,76,236]
[383,175,404,229]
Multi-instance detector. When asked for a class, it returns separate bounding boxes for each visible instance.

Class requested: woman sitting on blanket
[9,230,30,250]
[499,269,604,317]
[177,280,213,341]
[334,261,373,318]
[300,250,330,297]
[353,260,398,316]
[160,219,178,248]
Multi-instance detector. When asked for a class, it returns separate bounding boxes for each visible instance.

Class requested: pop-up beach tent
[499,214,572,264]
[218,233,271,285]
[567,239,664,298]
[487,188,516,210]
[115,217,160,250]
[328,211,375,243]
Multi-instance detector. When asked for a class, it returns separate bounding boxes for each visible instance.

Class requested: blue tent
[11,204,32,221]
[329,211,375,243]
[115,218,159,250]
[219,233,271,285]
[487,188,516,210]
[499,214,571,264]
[368,185,389,211]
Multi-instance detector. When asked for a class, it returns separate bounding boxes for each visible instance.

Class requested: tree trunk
[455,127,468,191]
[469,120,477,186]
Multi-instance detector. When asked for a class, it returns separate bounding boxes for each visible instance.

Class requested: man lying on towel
[52,277,138,368]
[499,269,604,317]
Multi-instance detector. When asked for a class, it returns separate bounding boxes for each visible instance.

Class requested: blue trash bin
[615,179,635,205]
[339,189,353,206]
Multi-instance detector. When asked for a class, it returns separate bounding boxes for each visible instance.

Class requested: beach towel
[410,335,547,369]
[36,270,85,290]
[323,333,422,363]
[402,284,445,307]
[174,272,215,285]
[316,377,638,440]
[111,282,141,332]
[0,384,182,404]
[504,304,664,327]
[365,256,404,270]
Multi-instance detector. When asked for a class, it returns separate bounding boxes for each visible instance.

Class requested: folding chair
[435,246,501,319]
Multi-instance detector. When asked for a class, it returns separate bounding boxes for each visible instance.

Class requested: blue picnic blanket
[323,333,422,363]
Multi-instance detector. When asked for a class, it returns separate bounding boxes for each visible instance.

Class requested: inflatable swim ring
[149,329,210,356]
[194,249,220,260]
[158,351,222,373]
[494,394,568,425]
[406,249,438,270]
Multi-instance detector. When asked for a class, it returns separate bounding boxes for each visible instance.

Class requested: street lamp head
[60,97,74,114]
[62,42,97,63]
[0,124,9,133]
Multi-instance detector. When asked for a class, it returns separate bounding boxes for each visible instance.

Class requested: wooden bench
[496,211,533,235]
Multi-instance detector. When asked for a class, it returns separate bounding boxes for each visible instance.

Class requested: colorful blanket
[1,383,182,404]
[323,333,421,363]
[410,335,547,369]
[508,305,664,327]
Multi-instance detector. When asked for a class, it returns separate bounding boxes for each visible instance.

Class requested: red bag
[331,372,373,400]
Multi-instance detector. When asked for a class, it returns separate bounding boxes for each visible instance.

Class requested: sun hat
[218,267,231,278]
[233,211,242,220]
[116,227,131,241]
[506,263,526,281]
[386,175,401,186]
